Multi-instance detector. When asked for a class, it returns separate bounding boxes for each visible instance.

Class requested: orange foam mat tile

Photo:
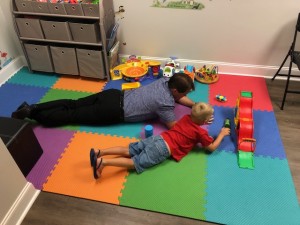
[43,132,137,205]
[52,76,107,93]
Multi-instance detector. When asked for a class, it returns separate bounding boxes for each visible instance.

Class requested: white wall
[114,0,300,77]
[0,139,39,225]
[0,2,37,225]
[0,0,22,62]
[0,0,24,85]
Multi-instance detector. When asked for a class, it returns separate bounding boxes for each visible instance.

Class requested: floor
[21,78,300,225]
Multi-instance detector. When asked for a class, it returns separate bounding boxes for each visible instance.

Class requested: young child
[90,102,230,179]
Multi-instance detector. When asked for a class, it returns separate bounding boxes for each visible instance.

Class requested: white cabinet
[12,0,117,80]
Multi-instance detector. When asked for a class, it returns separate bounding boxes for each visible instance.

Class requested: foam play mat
[1,67,299,225]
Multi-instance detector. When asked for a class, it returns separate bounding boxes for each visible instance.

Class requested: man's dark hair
[168,73,195,93]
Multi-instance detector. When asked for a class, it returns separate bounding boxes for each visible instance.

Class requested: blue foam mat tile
[208,106,237,152]
[0,83,49,117]
[7,67,59,88]
[253,110,286,159]
[205,150,300,225]
[78,122,144,138]
[103,79,124,90]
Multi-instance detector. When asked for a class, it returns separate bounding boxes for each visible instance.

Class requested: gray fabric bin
[41,20,72,41]
[50,46,79,75]
[31,2,50,14]
[24,44,53,72]
[69,22,100,43]
[15,0,34,12]
[82,4,99,17]
[16,18,44,39]
[64,4,84,16]
[76,48,105,79]
[48,3,67,15]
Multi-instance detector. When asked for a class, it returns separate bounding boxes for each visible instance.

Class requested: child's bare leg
[95,157,135,177]
[92,146,130,158]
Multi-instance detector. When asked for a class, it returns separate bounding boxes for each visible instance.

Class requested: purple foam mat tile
[174,103,191,120]
[26,126,76,189]
[140,103,192,138]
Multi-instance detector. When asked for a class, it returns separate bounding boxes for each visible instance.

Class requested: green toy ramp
[238,150,254,169]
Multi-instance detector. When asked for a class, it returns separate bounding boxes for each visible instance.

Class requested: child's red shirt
[161,114,213,161]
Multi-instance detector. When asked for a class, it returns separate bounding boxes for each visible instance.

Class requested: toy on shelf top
[195,65,219,84]
[110,55,161,82]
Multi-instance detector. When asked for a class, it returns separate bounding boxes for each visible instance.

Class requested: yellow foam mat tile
[52,76,107,93]
[43,131,137,205]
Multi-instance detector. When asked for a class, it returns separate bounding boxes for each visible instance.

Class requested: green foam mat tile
[120,149,208,220]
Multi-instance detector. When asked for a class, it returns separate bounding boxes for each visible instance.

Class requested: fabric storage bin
[31,1,50,14]
[50,46,79,75]
[15,0,34,12]
[24,44,54,72]
[16,18,44,39]
[41,20,72,41]
[48,3,67,15]
[64,3,84,16]
[76,48,105,79]
[82,4,99,17]
[69,22,100,43]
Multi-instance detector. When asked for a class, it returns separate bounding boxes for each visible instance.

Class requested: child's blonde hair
[191,102,214,123]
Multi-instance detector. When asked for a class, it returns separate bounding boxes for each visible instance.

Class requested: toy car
[216,94,227,102]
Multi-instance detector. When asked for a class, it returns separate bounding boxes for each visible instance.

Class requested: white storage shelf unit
[12,0,116,80]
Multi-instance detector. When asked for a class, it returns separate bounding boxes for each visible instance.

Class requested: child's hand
[220,127,230,136]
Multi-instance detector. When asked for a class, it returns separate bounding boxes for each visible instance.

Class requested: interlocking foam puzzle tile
[209,74,273,111]
[7,67,59,88]
[78,122,144,138]
[140,104,193,138]
[188,81,209,103]
[52,76,106,93]
[120,148,208,220]
[205,150,300,225]
[103,79,124,90]
[208,106,237,153]
[39,88,93,103]
[27,126,76,189]
[253,110,286,159]
[208,106,287,159]
[43,132,137,204]
[0,83,49,117]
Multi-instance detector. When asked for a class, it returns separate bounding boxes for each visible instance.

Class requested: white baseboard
[0,183,40,225]
[119,54,300,81]
[0,56,26,86]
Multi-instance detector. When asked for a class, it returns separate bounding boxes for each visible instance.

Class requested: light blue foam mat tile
[7,67,59,88]
[0,83,49,117]
[253,110,286,159]
[205,150,300,225]
[188,81,209,103]
[208,106,237,152]
[78,122,144,138]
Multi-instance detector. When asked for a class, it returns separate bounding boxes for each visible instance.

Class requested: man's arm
[177,96,195,108]
[165,120,177,129]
